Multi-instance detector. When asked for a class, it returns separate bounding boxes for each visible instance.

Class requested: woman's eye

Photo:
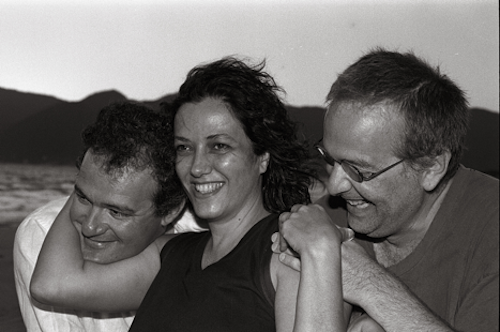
[175,144,191,154]
[213,143,229,151]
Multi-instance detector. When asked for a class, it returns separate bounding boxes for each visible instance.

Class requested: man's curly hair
[76,102,185,217]
[166,57,316,214]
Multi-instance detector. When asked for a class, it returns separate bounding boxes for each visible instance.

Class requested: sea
[0,163,77,226]
[0,163,77,332]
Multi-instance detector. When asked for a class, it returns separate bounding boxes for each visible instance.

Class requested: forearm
[31,194,86,306]
[294,243,348,332]
[30,193,158,312]
[358,265,453,332]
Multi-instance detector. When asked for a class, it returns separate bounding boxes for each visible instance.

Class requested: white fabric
[13,196,204,332]
[170,208,207,234]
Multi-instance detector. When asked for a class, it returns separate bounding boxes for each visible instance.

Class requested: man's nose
[326,164,353,196]
[80,208,107,237]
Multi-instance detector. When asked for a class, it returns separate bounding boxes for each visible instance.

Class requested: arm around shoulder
[30,194,165,312]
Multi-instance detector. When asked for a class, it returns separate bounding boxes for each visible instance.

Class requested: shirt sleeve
[13,198,82,332]
[14,197,136,331]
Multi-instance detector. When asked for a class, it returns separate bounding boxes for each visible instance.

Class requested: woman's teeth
[195,183,223,194]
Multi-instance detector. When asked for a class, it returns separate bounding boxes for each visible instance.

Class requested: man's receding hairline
[84,149,156,182]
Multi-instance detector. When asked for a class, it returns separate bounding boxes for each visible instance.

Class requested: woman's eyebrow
[207,133,232,140]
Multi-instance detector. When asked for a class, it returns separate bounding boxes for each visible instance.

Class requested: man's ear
[161,200,187,228]
[421,150,452,192]
[259,152,270,174]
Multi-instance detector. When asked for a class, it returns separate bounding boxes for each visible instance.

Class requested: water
[0,163,76,332]
[0,163,77,225]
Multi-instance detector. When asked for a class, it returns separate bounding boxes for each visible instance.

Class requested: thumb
[338,227,355,243]
[278,252,302,272]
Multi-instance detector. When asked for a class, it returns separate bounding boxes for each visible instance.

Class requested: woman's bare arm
[30,193,171,312]
[274,203,352,332]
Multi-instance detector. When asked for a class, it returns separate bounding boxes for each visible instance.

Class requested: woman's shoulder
[154,233,178,252]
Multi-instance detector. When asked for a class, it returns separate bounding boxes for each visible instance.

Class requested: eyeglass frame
[314,142,405,183]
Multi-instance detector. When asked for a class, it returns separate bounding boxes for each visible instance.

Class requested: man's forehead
[323,101,404,159]
[84,150,155,181]
[327,99,400,117]
[75,166,158,215]
[326,101,403,132]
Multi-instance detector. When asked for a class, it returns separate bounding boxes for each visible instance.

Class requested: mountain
[0,89,498,176]
[0,90,128,164]
[0,88,64,133]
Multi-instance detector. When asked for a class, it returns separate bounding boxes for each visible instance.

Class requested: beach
[0,223,25,332]
[0,163,77,332]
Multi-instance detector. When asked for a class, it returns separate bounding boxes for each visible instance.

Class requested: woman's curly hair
[166,57,316,213]
[76,102,186,217]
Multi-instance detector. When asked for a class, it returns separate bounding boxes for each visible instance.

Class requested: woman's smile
[193,182,224,195]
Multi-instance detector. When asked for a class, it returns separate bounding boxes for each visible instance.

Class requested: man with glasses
[274,48,498,332]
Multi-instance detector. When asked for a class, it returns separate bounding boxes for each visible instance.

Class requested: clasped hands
[272,203,386,332]
[271,203,354,271]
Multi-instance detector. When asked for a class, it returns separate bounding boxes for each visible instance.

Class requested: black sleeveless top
[129,214,278,332]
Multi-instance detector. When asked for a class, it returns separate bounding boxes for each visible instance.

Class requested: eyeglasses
[315,144,405,183]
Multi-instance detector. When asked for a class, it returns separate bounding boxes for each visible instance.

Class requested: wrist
[301,238,342,268]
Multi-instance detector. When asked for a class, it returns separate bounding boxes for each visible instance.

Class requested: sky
[1,0,498,112]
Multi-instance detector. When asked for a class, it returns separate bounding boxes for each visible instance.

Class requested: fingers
[279,232,288,252]
[271,231,291,253]
[289,204,303,213]
[278,212,291,252]
[271,232,281,254]
[278,212,291,223]
[278,252,302,272]
[338,227,355,243]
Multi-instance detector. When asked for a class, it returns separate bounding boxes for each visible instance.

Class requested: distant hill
[0,88,498,176]
[0,90,128,164]
[0,88,64,133]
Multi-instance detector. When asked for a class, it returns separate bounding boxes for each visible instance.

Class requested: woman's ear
[421,150,452,192]
[259,152,271,174]
[161,200,187,228]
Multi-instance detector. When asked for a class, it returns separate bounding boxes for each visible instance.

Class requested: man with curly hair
[14,102,204,331]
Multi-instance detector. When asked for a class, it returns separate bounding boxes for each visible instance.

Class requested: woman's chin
[192,205,222,222]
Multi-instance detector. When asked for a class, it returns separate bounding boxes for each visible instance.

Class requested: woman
[31,57,350,331]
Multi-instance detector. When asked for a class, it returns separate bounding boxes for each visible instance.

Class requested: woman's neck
[202,201,269,269]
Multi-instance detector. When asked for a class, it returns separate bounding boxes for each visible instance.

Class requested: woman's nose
[190,151,212,177]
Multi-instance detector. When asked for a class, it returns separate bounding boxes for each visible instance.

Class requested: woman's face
[174,97,269,223]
